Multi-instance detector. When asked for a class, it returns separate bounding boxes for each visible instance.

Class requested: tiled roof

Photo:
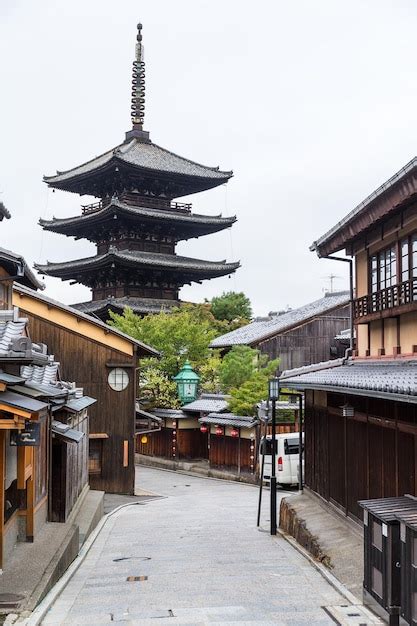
[13,284,159,357]
[74,297,180,316]
[210,291,350,348]
[44,138,232,185]
[39,198,236,233]
[310,157,417,256]
[0,246,43,290]
[182,394,230,413]
[199,413,258,428]
[281,358,417,403]
[152,408,188,420]
[35,249,240,278]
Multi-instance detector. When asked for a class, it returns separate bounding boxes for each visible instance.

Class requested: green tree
[218,345,258,391]
[109,303,218,378]
[210,291,252,324]
[228,358,280,416]
[140,366,180,409]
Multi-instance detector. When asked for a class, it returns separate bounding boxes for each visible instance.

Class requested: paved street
[42,468,347,625]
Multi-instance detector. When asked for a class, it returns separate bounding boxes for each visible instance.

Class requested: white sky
[1,0,417,316]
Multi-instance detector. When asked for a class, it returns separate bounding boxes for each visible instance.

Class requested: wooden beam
[0,404,33,420]
[89,433,109,439]
[0,432,4,568]
[123,440,129,468]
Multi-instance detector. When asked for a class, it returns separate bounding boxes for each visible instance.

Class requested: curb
[138,463,259,487]
[276,527,362,606]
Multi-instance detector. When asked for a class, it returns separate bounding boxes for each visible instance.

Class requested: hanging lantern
[215,425,224,436]
[173,360,200,404]
[230,428,239,438]
[200,424,208,434]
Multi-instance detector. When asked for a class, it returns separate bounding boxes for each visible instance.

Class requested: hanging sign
[11,422,41,447]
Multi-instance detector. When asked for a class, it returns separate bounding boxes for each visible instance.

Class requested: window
[108,368,129,392]
[370,245,397,293]
[89,440,103,475]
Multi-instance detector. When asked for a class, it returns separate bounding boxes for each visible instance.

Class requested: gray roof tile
[44,139,232,184]
[74,297,180,316]
[210,292,350,348]
[39,198,236,231]
[35,249,240,276]
[199,413,258,428]
[182,396,230,413]
[281,358,417,402]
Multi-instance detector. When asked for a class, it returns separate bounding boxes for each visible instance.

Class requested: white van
[260,432,304,487]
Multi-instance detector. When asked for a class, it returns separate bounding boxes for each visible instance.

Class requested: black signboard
[10,422,41,447]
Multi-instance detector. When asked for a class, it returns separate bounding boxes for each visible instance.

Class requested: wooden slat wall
[136,429,172,458]
[306,394,417,520]
[22,312,136,495]
[209,437,252,471]
[257,305,350,371]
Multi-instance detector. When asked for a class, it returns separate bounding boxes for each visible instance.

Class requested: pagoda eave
[44,145,233,199]
[73,296,180,318]
[39,202,236,241]
[34,251,240,283]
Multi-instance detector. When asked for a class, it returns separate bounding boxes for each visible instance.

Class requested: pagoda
[37,23,239,321]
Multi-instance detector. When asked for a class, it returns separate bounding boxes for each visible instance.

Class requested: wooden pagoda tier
[39,197,236,244]
[43,135,233,199]
[35,249,240,313]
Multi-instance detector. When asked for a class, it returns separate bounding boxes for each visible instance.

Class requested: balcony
[353,278,417,323]
[81,197,192,215]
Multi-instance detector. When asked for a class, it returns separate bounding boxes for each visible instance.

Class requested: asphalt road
[41,467,347,625]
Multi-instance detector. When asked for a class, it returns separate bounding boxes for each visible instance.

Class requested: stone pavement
[40,468,363,625]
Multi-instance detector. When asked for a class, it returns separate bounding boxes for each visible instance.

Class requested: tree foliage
[210,291,252,325]
[228,358,280,417]
[218,345,258,391]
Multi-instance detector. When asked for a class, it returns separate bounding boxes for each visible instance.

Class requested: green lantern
[173,360,200,404]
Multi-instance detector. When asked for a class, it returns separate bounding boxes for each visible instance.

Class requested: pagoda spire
[126,23,150,142]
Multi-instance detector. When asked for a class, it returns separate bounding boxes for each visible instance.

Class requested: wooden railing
[81,198,192,215]
[353,278,417,319]
[81,201,103,214]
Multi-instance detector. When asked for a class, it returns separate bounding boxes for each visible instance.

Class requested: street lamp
[173,360,200,405]
[269,377,279,536]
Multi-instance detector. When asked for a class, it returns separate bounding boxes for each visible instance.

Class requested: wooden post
[237,428,241,475]
[0,432,5,568]
[26,448,35,542]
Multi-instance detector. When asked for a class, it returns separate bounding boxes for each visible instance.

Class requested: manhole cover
[0,593,24,608]
[127,575,148,582]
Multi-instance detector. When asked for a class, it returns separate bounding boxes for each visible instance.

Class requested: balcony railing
[80,197,192,215]
[353,278,417,319]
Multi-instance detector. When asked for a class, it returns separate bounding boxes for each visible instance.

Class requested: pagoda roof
[39,199,236,240]
[43,137,233,197]
[35,249,240,282]
[73,296,180,317]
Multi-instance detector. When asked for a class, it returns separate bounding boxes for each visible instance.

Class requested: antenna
[322,273,341,293]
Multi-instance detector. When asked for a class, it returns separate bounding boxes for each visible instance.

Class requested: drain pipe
[323,255,354,361]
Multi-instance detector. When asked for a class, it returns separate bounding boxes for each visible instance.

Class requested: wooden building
[210,291,351,371]
[281,156,417,521]
[36,23,239,321]
[13,284,158,495]
[0,221,95,569]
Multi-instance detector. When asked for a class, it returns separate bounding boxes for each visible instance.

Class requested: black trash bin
[359,496,417,626]
[394,511,417,626]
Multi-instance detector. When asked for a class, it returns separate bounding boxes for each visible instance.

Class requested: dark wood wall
[210,436,253,472]
[136,426,208,460]
[305,390,417,520]
[257,305,350,371]
[22,311,137,495]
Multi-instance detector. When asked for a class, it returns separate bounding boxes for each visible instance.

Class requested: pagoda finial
[131,23,145,129]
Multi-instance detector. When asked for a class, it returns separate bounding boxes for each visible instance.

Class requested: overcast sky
[1,0,417,316]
